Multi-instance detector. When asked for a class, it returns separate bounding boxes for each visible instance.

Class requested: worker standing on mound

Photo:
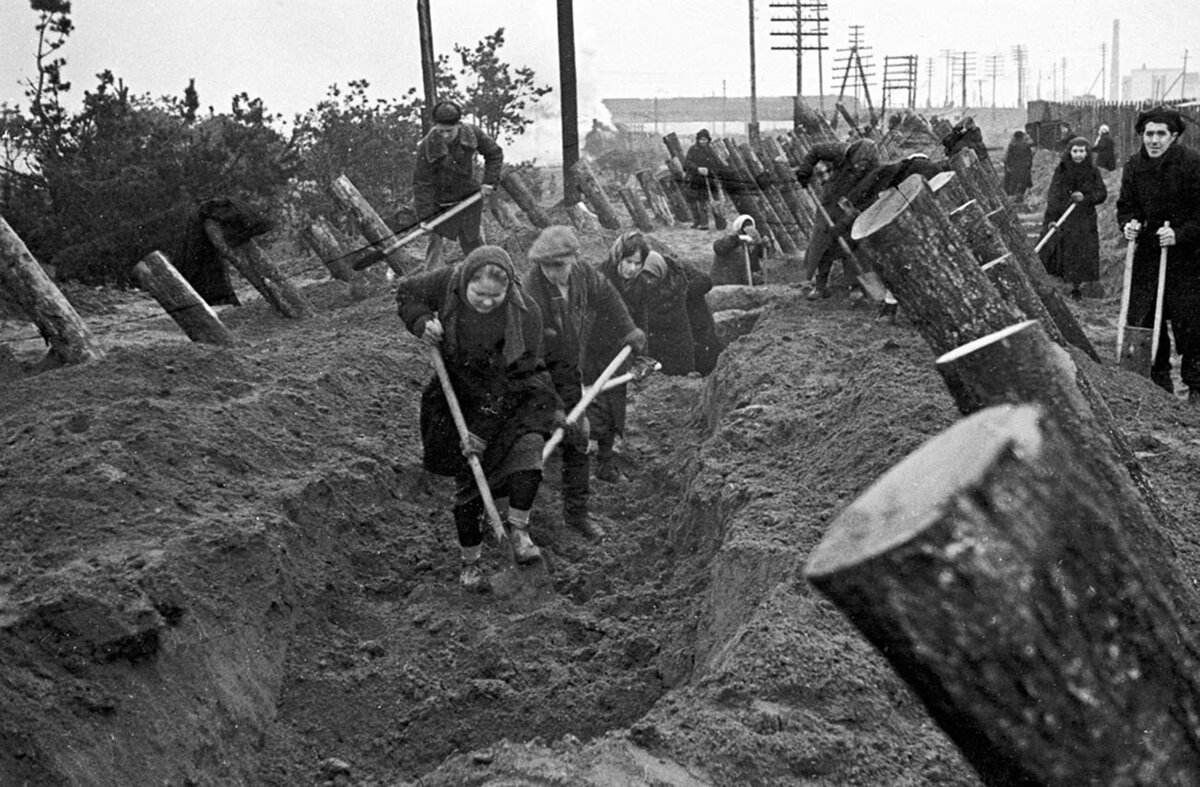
[711,214,768,286]
[396,246,562,591]
[523,225,645,541]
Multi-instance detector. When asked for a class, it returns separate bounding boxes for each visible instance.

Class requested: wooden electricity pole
[417,0,436,134]
[748,0,759,141]
[557,0,580,205]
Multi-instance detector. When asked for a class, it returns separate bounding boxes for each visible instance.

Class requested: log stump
[635,170,675,226]
[328,174,419,276]
[657,170,694,223]
[805,403,1200,787]
[0,216,104,365]
[618,185,654,232]
[301,217,355,282]
[572,159,622,230]
[500,170,552,229]
[132,252,236,345]
[204,221,314,319]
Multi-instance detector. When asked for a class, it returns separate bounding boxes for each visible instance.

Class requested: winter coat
[1040,150,1107,284]
[1094,132,1117,171]
[629,253,722,377]
[942,122,989,161]
[395,265,560,477]
[711,228,768,286]
[523,262,637,410]
[795,140,881,219]
[1002,136,1034,195]
[682,142,730,201]
[412,123,503,238]
[1116,142,1200,296]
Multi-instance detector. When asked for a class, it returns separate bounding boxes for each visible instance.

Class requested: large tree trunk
[132,251,236,346]
[571,159,622,230]
[665,156,704,225]
[204,221,314,319]
[806,403,1200,787]
[739,141,804,251]
[635,170,676,227]
[0,215,104,365]
[327,174,419,276]
[657,171,694,223]
[721,141,798,255]
[499,169,552,229]
[301,216,355,282]
[617,185,654,232]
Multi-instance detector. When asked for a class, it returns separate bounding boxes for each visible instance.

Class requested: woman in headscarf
[711,214,768,285]
[396,246,562,589]
[1040,136,1108,299]
[1094,124,1117,171]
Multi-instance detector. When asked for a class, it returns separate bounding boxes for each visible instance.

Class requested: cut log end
[928,171,955,192]
[935,319,1039,365]
[979,253,1011,271]
[852,174,928,242]
[804,403,1041,581]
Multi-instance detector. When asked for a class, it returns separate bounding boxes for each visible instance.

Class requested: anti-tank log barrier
[634,170,676,227]
[664,156,703,226]
[852,182,1192,621]
[499,169,552,229]
[203,221,314,320]
[719,140,797,255]
[328,175,418,276]
[0,215,104,365]
[132,251,236,346]
[301,217,356,282]
[657,170,694,224]
[758,136,815,238]
[738,142,804,254]
[571,159,622,230]
[805,403,1200,787]
[617,186,654,233]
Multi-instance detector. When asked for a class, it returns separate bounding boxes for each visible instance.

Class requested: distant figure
[710,214,768,286]
[1041,137,1107,299]
[941,116,989,162]
[412,100,504,270]
[1094,124,1118,171]
[1117,105,1200,400]
[1002,130,1035,203]
[681,129,729,230]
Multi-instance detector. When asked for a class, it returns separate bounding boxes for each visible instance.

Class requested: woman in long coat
[1002,130,1034,201]
[1040,136,1108,298]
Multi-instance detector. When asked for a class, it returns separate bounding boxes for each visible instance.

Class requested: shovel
[543,345,633,462]
[806,186,888,301]
[741,239,756,286]
[600,354,662,392]
[1033,202,1076,254]
[354,192,484,270]
[1116,222,1170,378]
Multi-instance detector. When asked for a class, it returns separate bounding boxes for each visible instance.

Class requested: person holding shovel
[682,129,730,231]
[711,214,768,286]
[1116,105,1200,401]
[396,246,562,590]
[1040,136,1107,300]
[523,225,645,540]
[412,100,504,270]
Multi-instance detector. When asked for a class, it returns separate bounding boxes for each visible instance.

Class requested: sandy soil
[3,188,1200,786]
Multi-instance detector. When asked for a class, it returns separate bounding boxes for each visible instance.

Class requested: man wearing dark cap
[523,225,645,540]
[412,100,504,269]
[1116,105,1200,401]
[682,129,729,230]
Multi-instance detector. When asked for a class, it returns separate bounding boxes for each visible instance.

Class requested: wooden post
[0,215,103,365]
[204,221,314,319]
[662,132,685,161]
[571,159,622,230]
[328,174,418,276]
[657,171,694,223]
[617,185,654,232]
[759,136,815,238]
[499,169,552,229]
[487,191,518,229]
[301,216,355,282]
[721,140,798,255]
[979,254,1066,345]
[806,403,1200,787]
[665,156,703,225]
[738,142,803,251]
[635,170,676,227]
[132,251,236,346]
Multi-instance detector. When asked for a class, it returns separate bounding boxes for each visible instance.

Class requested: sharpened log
[635,170,675,227]
[133,251,236,345]
[946,199,1008,263]
[657,171,694,223]
[328,175,418,276]
[662,132,685,161]
[204,221,314,319]
[618,186,654,233]
[739,142,803,252]
[665,156,703,225]
[759,136,815,238]
[806,403,1200,787]
[0,215,104,365]
[721,141,798,255]
[572,159,622,230]
[500,170,552,229]
[302,217,355,282]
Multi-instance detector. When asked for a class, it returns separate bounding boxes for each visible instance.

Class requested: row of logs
[805,167,1200,784]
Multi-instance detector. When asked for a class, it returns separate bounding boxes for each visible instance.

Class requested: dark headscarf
[441,245,531,364]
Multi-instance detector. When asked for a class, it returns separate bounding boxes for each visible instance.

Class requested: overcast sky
[2,1,1196,162]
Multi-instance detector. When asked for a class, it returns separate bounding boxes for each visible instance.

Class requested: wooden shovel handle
[542,344,634,462]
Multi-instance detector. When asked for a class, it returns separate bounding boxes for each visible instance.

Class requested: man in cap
[682,129,730,230]
[523,225,646,540]
[1117,105,1200,402]
[412,100,504,269]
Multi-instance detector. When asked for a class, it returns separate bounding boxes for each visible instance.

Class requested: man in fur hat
[682,129,730,230]
[523,225,646,539]
[1116,105,1200,402]
[412,100,504,269]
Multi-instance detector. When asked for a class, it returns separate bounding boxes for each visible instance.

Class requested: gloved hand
[566,414,590,448]
[481,183,495,196]
[1123,219,1142,241]
[1070,191,1084,203]
[698,166,709,176]
[622,327,648,355]
[419,315,444,346]
[1159,224,1177,246]
[738,234,753,244]
[463,432,487,457]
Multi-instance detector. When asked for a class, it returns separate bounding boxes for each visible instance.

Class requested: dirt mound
[3,220,1200,786]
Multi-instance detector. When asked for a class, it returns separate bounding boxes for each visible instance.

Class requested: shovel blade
[1119,326,1154,378]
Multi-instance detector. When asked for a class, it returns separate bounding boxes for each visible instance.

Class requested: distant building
[602,95,863,138]
[1122,67,1200,102]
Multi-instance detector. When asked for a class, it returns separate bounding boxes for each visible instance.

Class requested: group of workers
[400,98,1200,591]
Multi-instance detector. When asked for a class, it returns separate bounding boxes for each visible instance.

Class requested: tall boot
[594,435,621,483]
[506,509,542,564]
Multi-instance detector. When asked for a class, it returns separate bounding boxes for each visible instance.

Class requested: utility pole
[1012,45,1027,108]
[1109,20,1120,103]
[770,0,829,127]
[1101,42,1107,101]
[1183,50,1190,100]
[953,51,975,108]
[556,0,579,205]
[986,53,1003,108]
[941,49,954,106]
[748,0,759,140]
[926,56,935,108]
[1062,56,1068,101]
[416,0,437,133]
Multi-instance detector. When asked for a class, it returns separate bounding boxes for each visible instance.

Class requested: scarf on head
[439,245,530,365]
